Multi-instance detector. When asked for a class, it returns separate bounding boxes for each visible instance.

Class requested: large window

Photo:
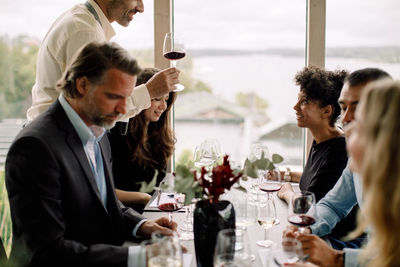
[325,0,400,79]
[173,0,306,169]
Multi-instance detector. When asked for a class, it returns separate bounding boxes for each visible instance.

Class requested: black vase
[193,199,236,267]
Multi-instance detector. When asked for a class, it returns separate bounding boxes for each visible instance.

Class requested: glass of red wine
[256,167,281,247]
[163,32,186,92]
[157,189,183,222]
[287,191,316,233]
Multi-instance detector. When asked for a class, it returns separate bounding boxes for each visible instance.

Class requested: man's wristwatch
[283,168,292,182]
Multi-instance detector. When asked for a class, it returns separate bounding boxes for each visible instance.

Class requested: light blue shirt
[59,94,107,205]
[59,95,146,267]
[310,164,363,267]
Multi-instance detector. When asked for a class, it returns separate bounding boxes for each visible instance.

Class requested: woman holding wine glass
[278,67,357,240]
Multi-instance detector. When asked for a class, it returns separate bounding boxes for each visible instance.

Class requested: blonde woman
[344,79,400,267]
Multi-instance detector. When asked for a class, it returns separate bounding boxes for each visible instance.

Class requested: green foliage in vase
[242,152,284,179]
[139,153,283,206]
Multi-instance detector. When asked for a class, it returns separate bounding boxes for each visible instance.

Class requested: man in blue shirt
[284,68,391,267]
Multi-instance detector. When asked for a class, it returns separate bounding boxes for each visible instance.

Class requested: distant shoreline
[188,47,400,64]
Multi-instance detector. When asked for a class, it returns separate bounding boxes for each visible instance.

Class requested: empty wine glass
[214,229,250,267]
[151,230,183,266]
[287,191,317,233]
[143,232,182,267]
[193,139,222,170]
[176,193,194,241]
[272,237,303,266]
[248,142,270,199]
[163,32,186,92]
[233,194,256,229]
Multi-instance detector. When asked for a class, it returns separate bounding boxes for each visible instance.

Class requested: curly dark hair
[126,68,177,170]
[295,66,348,126]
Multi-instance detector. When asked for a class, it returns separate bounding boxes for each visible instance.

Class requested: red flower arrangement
[194,155,242,203]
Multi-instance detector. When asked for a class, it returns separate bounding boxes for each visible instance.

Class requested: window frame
[153,0,327,169]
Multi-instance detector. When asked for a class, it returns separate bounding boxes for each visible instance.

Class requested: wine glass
[151,230,183,266]
[287,191,317,233]
[256,189,280,247]
[163,32,186,92]
[214,229,250,267]
[232,195,256,261]
[260,167,282,194]
[272,237,303,266]
[176,193,194,241]
[233,194,256,229]
[193,139,222,170]
[157,190,183,223]
[142,234,182,267]
[248,142,270,198]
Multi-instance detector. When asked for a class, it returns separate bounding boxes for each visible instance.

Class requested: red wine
[259,184,282,193]
[288,215,315,227]
[158,202,181,212]
[164,51,186,60]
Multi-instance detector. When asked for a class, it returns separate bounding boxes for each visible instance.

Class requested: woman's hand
[278,182,294,203]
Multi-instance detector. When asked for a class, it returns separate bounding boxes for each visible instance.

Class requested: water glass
[272,237,303,265]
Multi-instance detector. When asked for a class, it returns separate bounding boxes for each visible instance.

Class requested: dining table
[126,181,301,267]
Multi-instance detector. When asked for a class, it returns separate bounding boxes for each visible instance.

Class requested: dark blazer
[5,100,145,267]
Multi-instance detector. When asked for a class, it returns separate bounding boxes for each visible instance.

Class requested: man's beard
[83,92,121,130]
[92,114,119,130]
[107,0,133,27]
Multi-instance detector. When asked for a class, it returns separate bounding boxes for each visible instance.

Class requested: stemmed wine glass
[157,190,183,223]
[256,167,281,247]
[163,32,186,92]
[272,237,303,266]
[287,191,317,233]
[248,142,270,199]
[193,138,222,171]
[214,229,250,267]
[176,193,194,241]
[142,231,183,267]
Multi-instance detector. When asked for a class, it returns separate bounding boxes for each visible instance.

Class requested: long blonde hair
[356,80,400,267]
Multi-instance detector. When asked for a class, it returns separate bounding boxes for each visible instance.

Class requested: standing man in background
[27,0,179,122]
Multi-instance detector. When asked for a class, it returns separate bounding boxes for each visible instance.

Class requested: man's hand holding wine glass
[163,32,186,92]
[146,67,181,98]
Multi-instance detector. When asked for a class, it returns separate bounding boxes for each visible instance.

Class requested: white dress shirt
[27,0,150,122]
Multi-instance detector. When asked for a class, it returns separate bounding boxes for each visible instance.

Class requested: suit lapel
[99,136,120,214]
[53,101,108,211]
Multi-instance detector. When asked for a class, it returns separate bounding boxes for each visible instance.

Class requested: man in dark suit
[5,42,176,267]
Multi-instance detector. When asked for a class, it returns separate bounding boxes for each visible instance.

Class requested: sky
[0,0,399,49]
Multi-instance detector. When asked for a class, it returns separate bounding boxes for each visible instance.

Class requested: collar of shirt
[88,0,116,40]
[59,94,106,145]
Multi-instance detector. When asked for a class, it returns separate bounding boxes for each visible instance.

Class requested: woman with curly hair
[278,66,355,239]
[108,68,177,212]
